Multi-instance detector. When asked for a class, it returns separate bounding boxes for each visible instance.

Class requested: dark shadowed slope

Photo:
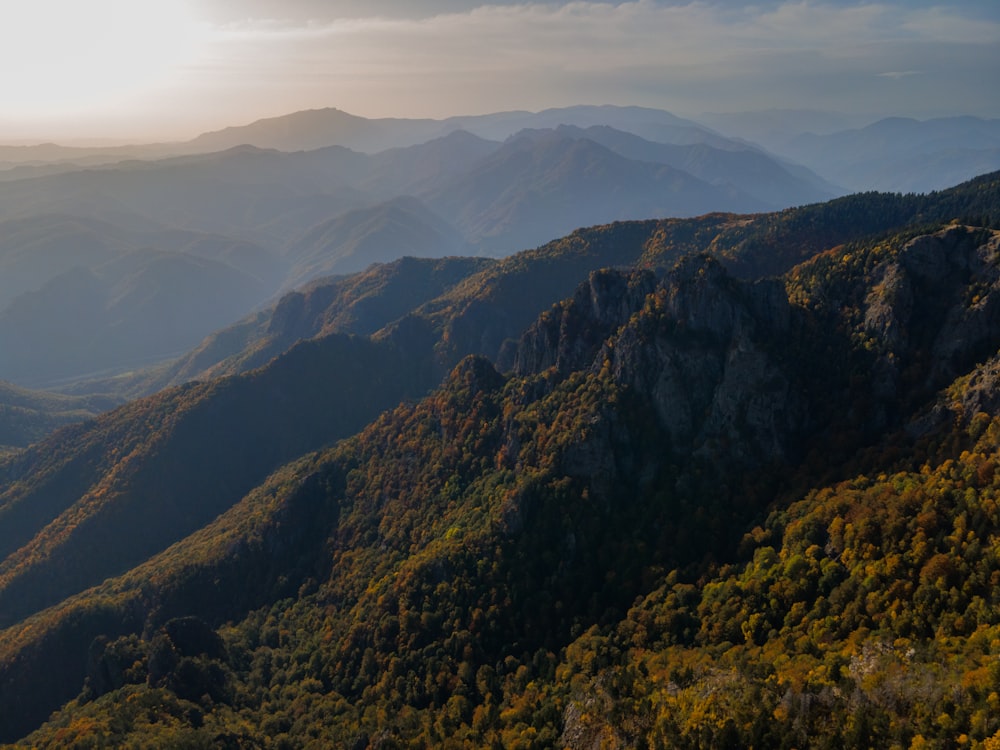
[0,330,443,632]
[138,255,496,394]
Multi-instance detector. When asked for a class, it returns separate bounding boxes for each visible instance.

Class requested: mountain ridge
[8,217,1000,745]
[0,172,998,743]
[768,115,1000,193]
[99,171,1000,401]
[0,116,836,392]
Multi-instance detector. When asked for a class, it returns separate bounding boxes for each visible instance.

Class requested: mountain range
[1,106,993,393]
[183,105,747,156]
[2,103,1000,746]
[0,382,117,457]
[0,110,840,390]
[100,179,980,401]
[4,105,994,195]
[713,113,1000,193]
[0,170,998,745]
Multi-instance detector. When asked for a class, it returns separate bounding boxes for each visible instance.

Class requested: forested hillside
[0,383,118,456]
[1,172,999,746]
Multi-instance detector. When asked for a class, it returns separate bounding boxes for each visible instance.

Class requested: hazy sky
[0,0,997,142]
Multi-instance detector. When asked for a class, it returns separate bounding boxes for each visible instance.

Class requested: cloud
[876,70,923,79]
[900,4,1000,44]
[13,0,995,140]
[171,1,999,122]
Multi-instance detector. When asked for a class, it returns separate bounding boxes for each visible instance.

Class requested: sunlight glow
[0,0,203,115]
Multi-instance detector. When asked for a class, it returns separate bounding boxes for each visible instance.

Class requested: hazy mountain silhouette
[0,250,273,387]
[0,213,291,388]
[697,108,872,143]
[360,129,501,195]
[283,196,470,290]
[188,108,444,154]
[0,149,372,246]
[0,107,990,394]
[424,130,769,253]
[0,213,285,307]
[185,104,734,155]
[522,124,836,206]
[0,122,832,283]
[4,107,995,200]
[766,116,1000,192]
[137,255,496,395]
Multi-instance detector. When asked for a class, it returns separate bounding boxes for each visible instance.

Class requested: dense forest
[1,172,1000,747]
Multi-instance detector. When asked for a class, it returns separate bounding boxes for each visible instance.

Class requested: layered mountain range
[704,111,1000,194]
[0,171,998,746]
[2,105,994,392]
[0,107,847,390]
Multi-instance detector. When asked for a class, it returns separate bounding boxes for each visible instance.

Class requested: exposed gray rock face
[606,257,803,465]
[864,262,914,352]
[514,256,806,471]
[908,348,1000,438]
[513,225,1000,483]
[955,354,1000,419]
[513,268,658,376]
[863,226,1000,411]
[924,229,1000,382]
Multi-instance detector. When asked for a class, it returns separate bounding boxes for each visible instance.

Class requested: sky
[0,0,997,143]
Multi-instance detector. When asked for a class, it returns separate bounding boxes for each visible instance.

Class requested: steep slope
[424,131,768,253]
[532,227,1000,749]
[538,124,838,207]
[399,170,1000,369]
[141,255,496,393]
[95,216,754,398]
[7,220,1000,746]
[108,170,1000,400]
[0,255,799,742]
[96,215,803,398]
[0,329,442,635]
[282,197,469,289]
